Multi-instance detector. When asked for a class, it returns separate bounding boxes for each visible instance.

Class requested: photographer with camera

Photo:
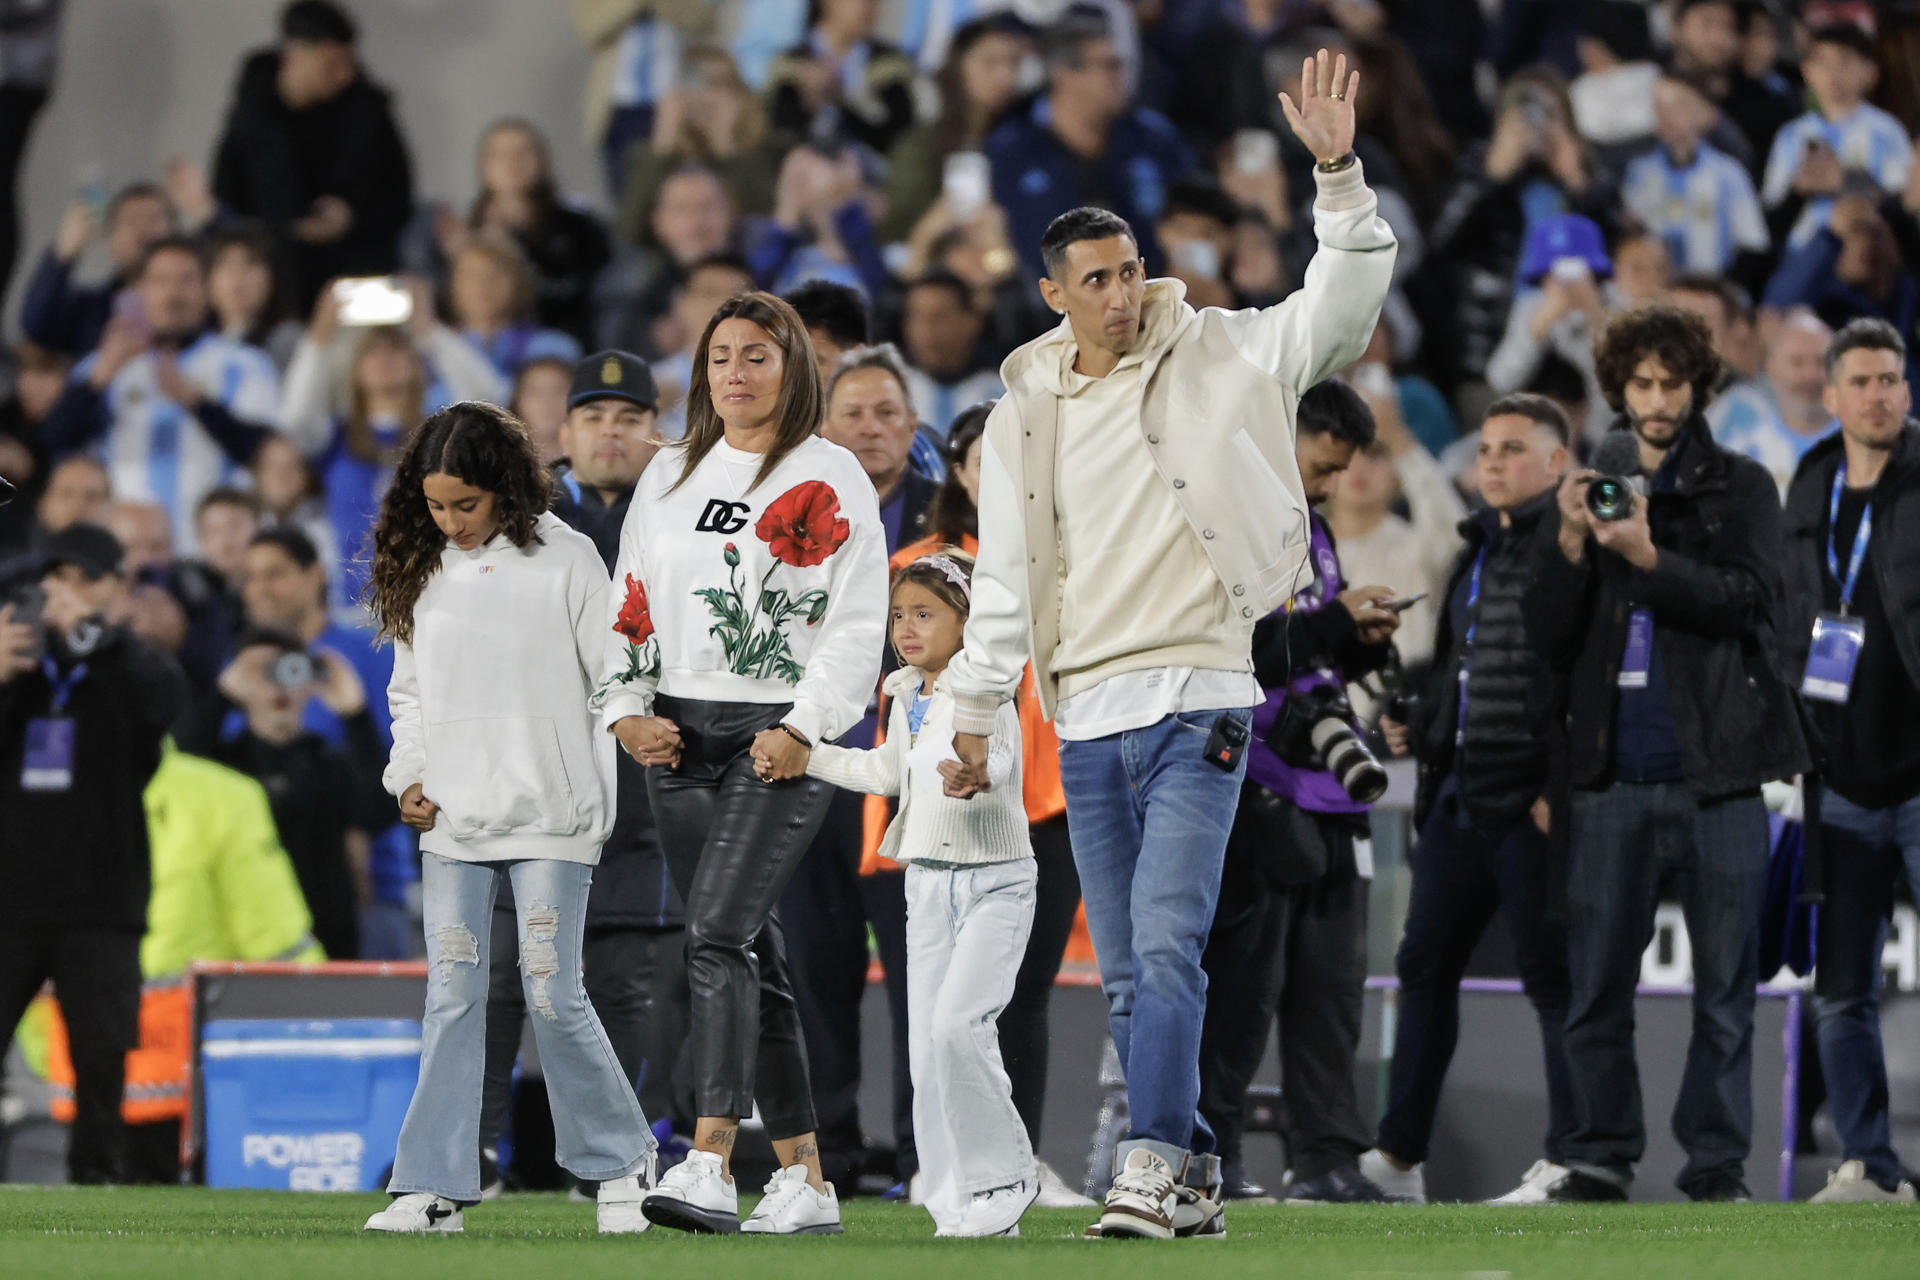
[1359,394,1576,1206]
[1525,304,1810,1203]
[1195,379,1399,1205]
[0,522,187,1183]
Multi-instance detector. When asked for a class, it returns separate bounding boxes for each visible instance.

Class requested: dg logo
[696,499,751,534]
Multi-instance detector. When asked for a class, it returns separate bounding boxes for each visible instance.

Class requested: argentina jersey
[901,366,1003,440]
[608,13,680,108]
[1623,143,1768,272]
[1708,380,1834,499]
[1762,105,1912,247]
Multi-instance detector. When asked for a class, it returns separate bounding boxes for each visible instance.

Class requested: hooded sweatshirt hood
[1005,278,1197,400]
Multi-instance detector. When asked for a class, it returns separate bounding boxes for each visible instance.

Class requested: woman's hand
[399,782,439,831]
[750,725,810,782]
[612,715,682,768]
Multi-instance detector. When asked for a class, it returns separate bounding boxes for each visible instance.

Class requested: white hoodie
[384,511,616,864]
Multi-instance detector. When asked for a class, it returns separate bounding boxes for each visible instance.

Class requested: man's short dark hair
[783,280,870,349]
[196,487,263,520]
[1593,303,1722,413]
[1825,317,1908,378]
[1297,379,1377,449]
[683,253,754,288]
[1807,23,1877,63]
[282,0,356,44]
[1484,393,1573,447]
[905,269,976,312]
[135,234,207,280]
[1041,206,1137,278]
[1160,179,1241,231]
[249,526,320,570]
[1040,4,1111,70]
[1669,271,1753,326]
[105,181,170,228]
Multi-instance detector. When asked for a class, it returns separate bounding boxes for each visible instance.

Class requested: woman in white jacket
[361,400,654,1235]
[798,552,1038,1238]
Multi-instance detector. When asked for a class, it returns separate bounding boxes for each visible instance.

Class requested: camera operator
[1360,394,1576,1206]
[1196,379,1400,1205]
[1781,318,1920,1204]
[0,522,187,1183]
[1525,303,1810,1203]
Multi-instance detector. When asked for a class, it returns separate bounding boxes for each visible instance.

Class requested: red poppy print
[756,480,851,568]
[613,574,655,647]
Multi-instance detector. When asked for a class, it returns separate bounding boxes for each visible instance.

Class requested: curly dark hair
[1593,303,1722,414]
[367,400,551,644]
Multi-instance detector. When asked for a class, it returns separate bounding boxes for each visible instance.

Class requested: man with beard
[1524,303,1810,1203]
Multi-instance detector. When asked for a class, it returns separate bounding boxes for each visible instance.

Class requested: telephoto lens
[1585,475,1635,522]
[1308,716,1390,804]
[1585,430,1644,523]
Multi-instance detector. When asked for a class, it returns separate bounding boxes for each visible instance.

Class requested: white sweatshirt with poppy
[594,435,889,745]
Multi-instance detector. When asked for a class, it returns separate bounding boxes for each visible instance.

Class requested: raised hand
[1278,48,1359,164]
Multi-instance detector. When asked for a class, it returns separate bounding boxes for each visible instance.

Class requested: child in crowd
[795,551,1038,1238]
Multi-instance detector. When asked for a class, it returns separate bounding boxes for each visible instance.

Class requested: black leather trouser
[644,695,831,1139]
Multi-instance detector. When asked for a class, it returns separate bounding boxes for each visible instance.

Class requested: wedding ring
[1330,91,1345,101]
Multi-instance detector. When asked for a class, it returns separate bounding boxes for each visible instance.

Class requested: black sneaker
[1543,1169,1629,1202]
[1684,1173,1751,1203]
[1284,1166,1392,1204]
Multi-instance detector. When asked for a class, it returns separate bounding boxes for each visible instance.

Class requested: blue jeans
[1813,788,1920,1191]
[1057,707,1252,1168]
[1562,783,1769,1193]
[388,854,654,1202]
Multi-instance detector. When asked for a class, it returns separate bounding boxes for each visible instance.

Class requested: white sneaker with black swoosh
[364,1193,463,1233]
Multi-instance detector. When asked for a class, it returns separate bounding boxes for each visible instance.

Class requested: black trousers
[645,695,830,1138]
[780,786,914,1182]
[1197,789,1372,1182]
[997,815,1082,1147]
[0,86,47,309]
[0,925,141,1183]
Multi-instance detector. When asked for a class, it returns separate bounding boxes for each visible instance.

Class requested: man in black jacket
[548,350,664,565]
[211,1,413,312]
[1780,319,1920,1203]
[0,523,187,1183]
[1525,304,1810,1203]
[1362,394,1575,1206]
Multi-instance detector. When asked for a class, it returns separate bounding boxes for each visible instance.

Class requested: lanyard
[41,656,90,714]
[1827,465,1872,614]
[1454,549,1486,746]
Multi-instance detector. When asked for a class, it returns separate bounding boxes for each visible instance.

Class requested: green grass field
[2,1188,1918,1280]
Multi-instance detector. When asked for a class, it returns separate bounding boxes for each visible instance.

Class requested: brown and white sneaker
[1094,1148,1179,1239]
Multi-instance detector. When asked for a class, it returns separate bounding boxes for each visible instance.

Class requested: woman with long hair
[616,44,784,230]
[447,235,582,382]
[596,291,887,1235]
[206,223,302,369]
[363,400,654,1234]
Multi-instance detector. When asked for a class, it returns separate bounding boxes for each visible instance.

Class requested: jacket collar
[1459,488,1557,546]
[1002,278,1195,400]
[1787,420,1920,529]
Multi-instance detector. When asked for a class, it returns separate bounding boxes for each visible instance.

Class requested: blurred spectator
[896,269,1004,439]
[766,0,917,155]
[175,627,389,960]
[1667,0,1796,173]
[1762,23,1911,250]
[822,342,937,549]
[1610,229,1674,307]
[1569,0,1657,148]
[252,435,341,596]
[428,118,611,349]
[879,16,1034,242]
[1710,307,1838,496]
[211,0,414,312]
[447,235,582,381]
[103,497,237,694]
[571,0,717,195]
[1165,0,1301,159]
[1623,70,1769,281]
[192,487,261,595]
[0,0,60,305]
[606,162,744,352]
[650,253,755,441]
[1344,318,1461,471]
[752,142,891,298]
[988,7,1196,278]
[1349,31,1457,224]
[1486,215,1617,442]
[0,521,188,1184]
[895,195,1030,358]
[725,0,810,90]
[509,355,573,463]
[207,224,303,370]
[30,456,110,543]
[1765,192,1920,388]
[618,44,784,226]
[550,349,663,563]
[19,183,173,358]
[41,236,281,553]
[0,342,71,553]
[1154,179,1243,313]
[788,278,945,480]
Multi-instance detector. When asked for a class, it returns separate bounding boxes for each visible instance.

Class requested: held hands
[399,782,439,832]
[750,725,810,782]
[612,715,683,769]
[1278,48,1359,164]
[941,732,992,799]
[1336,585,1400,646]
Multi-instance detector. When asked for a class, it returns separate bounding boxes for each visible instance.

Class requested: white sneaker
[1096,1149,1177,1240]
[908,1171,925,1205]
[1360,1149,1427,1204]
[364,1193,463,1233]
[1034,1159,1097,1208]
[949,1179,1038,1238]
[741,1164,844,1235]
[597,1163,654,1234]
[1487,1159,1573,1205]
[643,1149,739,1233]
[1809,1160,1920,1204]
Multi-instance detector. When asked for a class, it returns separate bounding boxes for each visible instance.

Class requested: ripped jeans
[388,854,654,1202]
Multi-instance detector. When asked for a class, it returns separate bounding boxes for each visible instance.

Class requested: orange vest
[45,979,193,1125]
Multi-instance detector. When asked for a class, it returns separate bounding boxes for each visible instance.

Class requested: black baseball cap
[569,350,658,411]
[42,522,125,580]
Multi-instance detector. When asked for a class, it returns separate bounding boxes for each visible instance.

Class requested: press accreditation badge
[1801,613,1866,704]
[21,717,76,791]
[1617,608,1655,689]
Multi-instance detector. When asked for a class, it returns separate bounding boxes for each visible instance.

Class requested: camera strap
[1826,466,1871,616]
[1454,550,1486,747]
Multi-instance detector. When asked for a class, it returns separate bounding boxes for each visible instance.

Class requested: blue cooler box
[201,1018,422,1191]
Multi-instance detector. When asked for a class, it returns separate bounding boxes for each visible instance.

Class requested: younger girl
[795,551,1038,1238]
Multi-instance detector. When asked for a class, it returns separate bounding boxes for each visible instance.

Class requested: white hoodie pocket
[423,716,577,838]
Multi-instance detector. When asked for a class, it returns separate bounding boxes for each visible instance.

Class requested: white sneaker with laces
[597,1163,654,1234]
[1360,1149,1427,1203]
[1096,1149,1178,1240]
[741,1164,844,1234]
[1487,1159,1573,1205]
[364,1193,463,1233]
[1809,1160,1920,1204]
[1035,1159,1097,1208]
[950,1179,1038,1238]
[642,1149,739,1233]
